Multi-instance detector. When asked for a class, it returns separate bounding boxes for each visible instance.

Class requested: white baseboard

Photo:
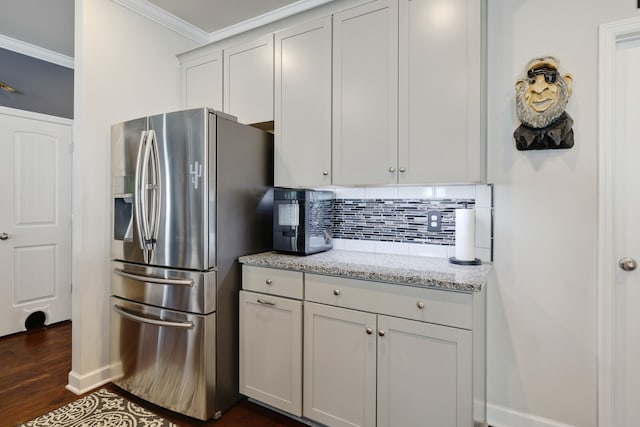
[66,364,114,395]
[488,403,575,427]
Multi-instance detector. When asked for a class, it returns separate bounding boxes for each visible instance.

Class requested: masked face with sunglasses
[515,56,573,129]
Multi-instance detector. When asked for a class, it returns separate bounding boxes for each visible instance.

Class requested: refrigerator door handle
[133,130,148,259]
[138,129,161,263]
[113,304,194,329]
[113,268,194,286]
[139,131,153,254]
[147,129,161,251]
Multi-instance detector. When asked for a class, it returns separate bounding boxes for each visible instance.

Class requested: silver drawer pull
[366,328,373,335]
[417,301,425,309]
[333,289,341,296]
[378,330,385,337]
[257,298,275,306]
[114,268,194,287]
[265,279,273,285]
[113,305,194,329]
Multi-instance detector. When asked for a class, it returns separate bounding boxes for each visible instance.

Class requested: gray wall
[0,48,73,119]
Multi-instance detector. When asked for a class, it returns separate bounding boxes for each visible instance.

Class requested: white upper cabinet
[332,0,399,186]
[181,51,223,111]
[274,16,332,188]
[178,0,485,186]
[224,35,274,124]
[398,0,485,184]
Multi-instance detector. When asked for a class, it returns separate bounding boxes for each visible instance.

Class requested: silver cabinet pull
[416,301,425,309]
[265,279,273,285]
[113,305,194,329]
[0,233,9,240]
[619,257,638,271]
[333,289,341,296]
[114,268,194,286]
[388,166,396,173]
[366,328,373,335]
[378,330,385,337]
[322,170,329,176]
[399,167,406,173]
[257,299,275,306]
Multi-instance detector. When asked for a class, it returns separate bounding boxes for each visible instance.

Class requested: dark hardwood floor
[0,321,306,426]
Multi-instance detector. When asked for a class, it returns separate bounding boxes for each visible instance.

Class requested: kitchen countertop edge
[239,250,491,293]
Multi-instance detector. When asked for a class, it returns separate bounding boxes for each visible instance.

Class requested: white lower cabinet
[239,290,302,416]
[304,302,472,427]
[303,302,377,427]
[240,266,485,427]
[377,315,472,427]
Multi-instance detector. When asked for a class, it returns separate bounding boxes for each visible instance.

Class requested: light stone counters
[239,249,491,292]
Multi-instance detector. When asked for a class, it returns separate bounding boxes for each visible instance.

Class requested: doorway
[598,16,640,427]
[0,107,72,337]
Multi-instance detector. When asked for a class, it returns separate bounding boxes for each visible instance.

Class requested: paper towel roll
[455,208,475,261]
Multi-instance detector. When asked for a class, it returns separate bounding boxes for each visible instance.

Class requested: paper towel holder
[448,257,481,266]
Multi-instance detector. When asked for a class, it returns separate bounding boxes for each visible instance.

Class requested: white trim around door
[597,15,640,427]
[0,106,73,126]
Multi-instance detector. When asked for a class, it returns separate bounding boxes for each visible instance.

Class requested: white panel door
[0,113,72,336]
[377,315,472,427]
[611,36,640,426]
[239,291,302,416]
[332,0,398,186]
[303,302,377,427]
[224,35,274,124]
[274,16,332,187]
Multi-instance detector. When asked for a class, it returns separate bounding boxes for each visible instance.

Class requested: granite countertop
[239,250,491,292]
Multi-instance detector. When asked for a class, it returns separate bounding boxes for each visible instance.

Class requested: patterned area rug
[19,388,177,427]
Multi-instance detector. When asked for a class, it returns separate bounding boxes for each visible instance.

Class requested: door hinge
[69,142,74,153]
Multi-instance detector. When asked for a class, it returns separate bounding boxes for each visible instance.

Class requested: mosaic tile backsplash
[332,199,475,246]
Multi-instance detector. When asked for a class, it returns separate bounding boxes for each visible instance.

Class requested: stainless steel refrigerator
[109,108,272,420]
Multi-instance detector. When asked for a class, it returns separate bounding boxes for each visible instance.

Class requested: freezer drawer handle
[113,305,194,329]
[114,268,194,287]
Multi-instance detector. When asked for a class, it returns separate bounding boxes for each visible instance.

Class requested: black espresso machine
[273,187,333,255]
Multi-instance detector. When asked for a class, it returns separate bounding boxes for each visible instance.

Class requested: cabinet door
[181,51,223,110]
[303,302,376,427]
[239,291,302,416]
[224,35,274,124]
[377,315,473,427]
[274,17,332,187]
[332,0,398,186]
[398,0,484,184]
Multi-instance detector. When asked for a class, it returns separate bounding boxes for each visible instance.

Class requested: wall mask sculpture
[514,56,574,150]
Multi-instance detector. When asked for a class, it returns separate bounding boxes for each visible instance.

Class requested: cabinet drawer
[305,273,472,329]
[242,266,303,299]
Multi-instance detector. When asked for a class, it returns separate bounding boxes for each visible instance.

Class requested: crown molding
[111,0,210,44]
[206,0,334,44]
[112,0,333,47]
[0,34,74,69]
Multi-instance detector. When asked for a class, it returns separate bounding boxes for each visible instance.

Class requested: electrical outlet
[427,211,442,232]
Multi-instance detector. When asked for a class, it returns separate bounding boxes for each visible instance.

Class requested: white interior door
[0,111,72,337]
[611,36,640,427]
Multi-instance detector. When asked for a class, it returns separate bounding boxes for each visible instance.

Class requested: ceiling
[147,0,300,34]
